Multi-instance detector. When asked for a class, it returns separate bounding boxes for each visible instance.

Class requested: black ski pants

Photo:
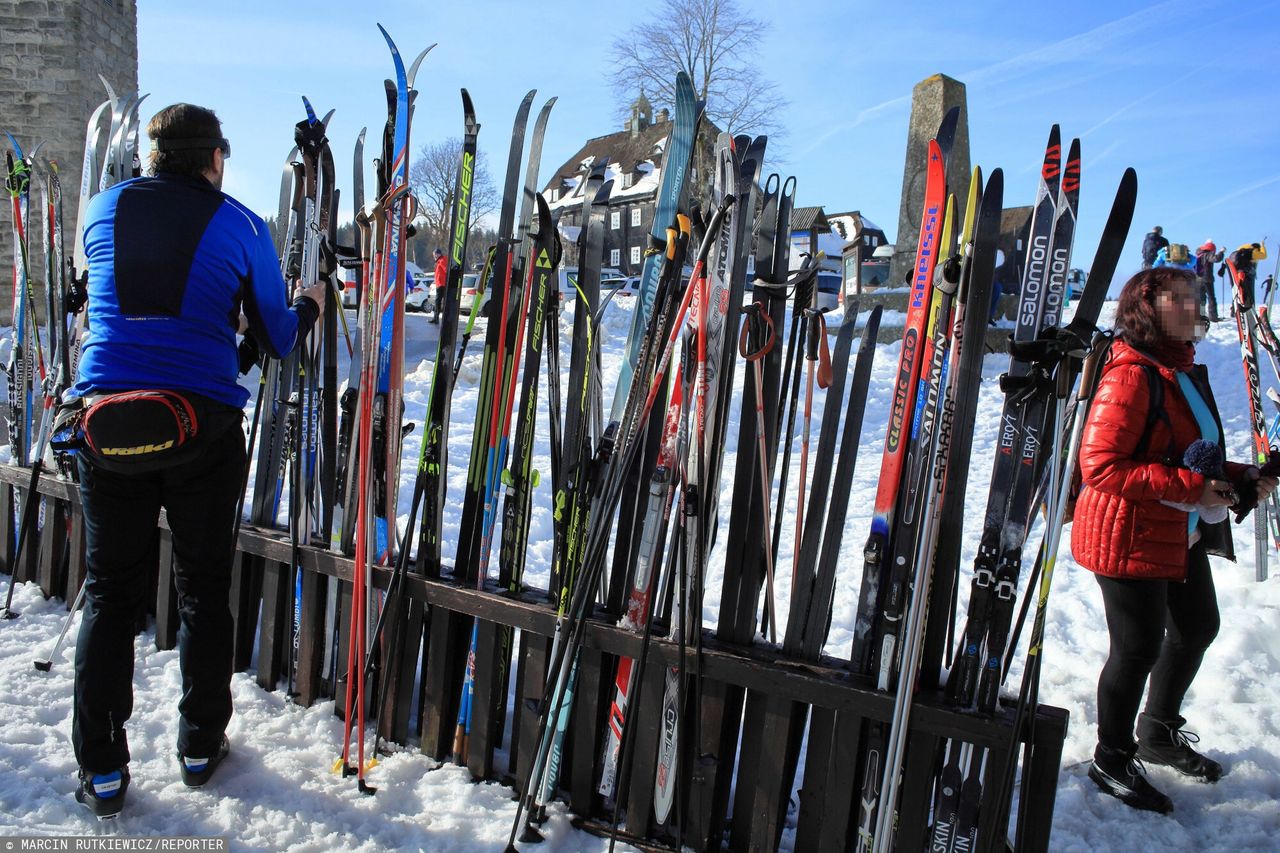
[1200,274,1220,320]
[1094,542,1220,752]
[72,424,245,774]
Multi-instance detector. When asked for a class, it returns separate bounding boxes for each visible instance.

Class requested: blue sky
[139,0,1280,289]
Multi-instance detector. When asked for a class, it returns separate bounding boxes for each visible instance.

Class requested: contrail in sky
[800,0,1208,158]
[1173,173,1280,222]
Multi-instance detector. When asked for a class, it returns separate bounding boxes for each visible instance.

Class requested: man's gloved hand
[238,332,261,374]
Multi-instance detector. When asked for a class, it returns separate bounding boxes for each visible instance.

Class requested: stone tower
[888,74,971,290]
[0,0,139,321]
[628,90,652,136]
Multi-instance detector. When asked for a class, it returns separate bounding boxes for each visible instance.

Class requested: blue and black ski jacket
[73,172,315,408]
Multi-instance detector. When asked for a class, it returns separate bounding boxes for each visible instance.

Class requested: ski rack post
[0,455,1070,852]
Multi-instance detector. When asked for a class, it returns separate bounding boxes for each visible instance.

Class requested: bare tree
[409,137,500,255]
[609,0,787,137]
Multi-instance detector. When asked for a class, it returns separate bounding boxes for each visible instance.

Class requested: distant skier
[67,103,325,819]
[431,247,447,323]
[1141,225,1169,269]
[1072,266,1276,814]
[1196,240,1224,321]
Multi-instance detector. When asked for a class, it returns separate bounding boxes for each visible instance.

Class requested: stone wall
[0,0,138,323]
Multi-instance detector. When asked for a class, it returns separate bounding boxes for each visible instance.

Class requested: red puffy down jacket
[1070,339,1241,580]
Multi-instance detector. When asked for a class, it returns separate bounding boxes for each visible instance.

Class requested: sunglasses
[154,136,231,159]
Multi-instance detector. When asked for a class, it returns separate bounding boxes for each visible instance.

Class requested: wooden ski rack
[0,464,1067,852]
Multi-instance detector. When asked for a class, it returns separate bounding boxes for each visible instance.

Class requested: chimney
[655,108,670,123]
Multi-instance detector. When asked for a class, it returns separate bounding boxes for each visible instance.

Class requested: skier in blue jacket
[69,103,324,819]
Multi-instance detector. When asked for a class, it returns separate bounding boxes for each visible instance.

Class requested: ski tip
[407,43,436,87]
[301,96,318,125]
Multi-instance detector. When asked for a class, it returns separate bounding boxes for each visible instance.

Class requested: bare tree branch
[408,137,500,255]
[608,0,788,138]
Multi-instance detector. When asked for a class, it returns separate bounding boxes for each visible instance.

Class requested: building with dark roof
[542,93,719,273]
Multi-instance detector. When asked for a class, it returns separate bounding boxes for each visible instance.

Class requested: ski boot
[1088,743,1173,814]
[179,735,230,788]
[75,766,129,819]
[1137,713,1223,782]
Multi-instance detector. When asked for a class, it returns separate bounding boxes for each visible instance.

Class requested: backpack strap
[1133,363,1174,462]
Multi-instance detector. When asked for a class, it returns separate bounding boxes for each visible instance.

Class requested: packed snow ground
[2,290,1279,850]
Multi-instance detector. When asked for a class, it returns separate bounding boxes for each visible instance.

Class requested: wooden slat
[378,593,425,746]
[419,609,470,760]
[64,502,85,605]
[0,484,14,578]
[36,496,59,597]
[794,708,861,853]
[512,631,549,790]
[1016,707,1069,853]
[333,578,352,705]
[977,737,1016,852]
[255,561,289,691]
[229,551,263,672]
[16,488,39,583]
[155,529,178,651]
[622,659,665,839]
[685,676,739,851]
[895,729,942,852]
[570,646,607,817]
[730,692,802,853]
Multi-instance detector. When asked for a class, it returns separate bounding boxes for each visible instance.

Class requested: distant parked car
[558,267,625,301]
[601,275,640,302]
[815,271,843,311]
[405,285,433,313]
[1067,267,1086,300]
[457,273,488,317]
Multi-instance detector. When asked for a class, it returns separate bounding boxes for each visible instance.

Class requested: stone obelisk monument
[888,74,971,290]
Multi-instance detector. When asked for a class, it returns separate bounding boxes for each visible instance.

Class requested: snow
[3,299,1280,849]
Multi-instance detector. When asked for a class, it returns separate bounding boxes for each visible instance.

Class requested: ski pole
[33,574,86,671]
[739,303,780,641]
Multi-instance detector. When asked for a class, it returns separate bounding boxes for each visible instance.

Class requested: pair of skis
[336,23,418,794]
[1227,244,1277,581]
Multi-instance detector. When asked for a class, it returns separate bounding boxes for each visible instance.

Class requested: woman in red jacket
[1072,266,1276,813]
